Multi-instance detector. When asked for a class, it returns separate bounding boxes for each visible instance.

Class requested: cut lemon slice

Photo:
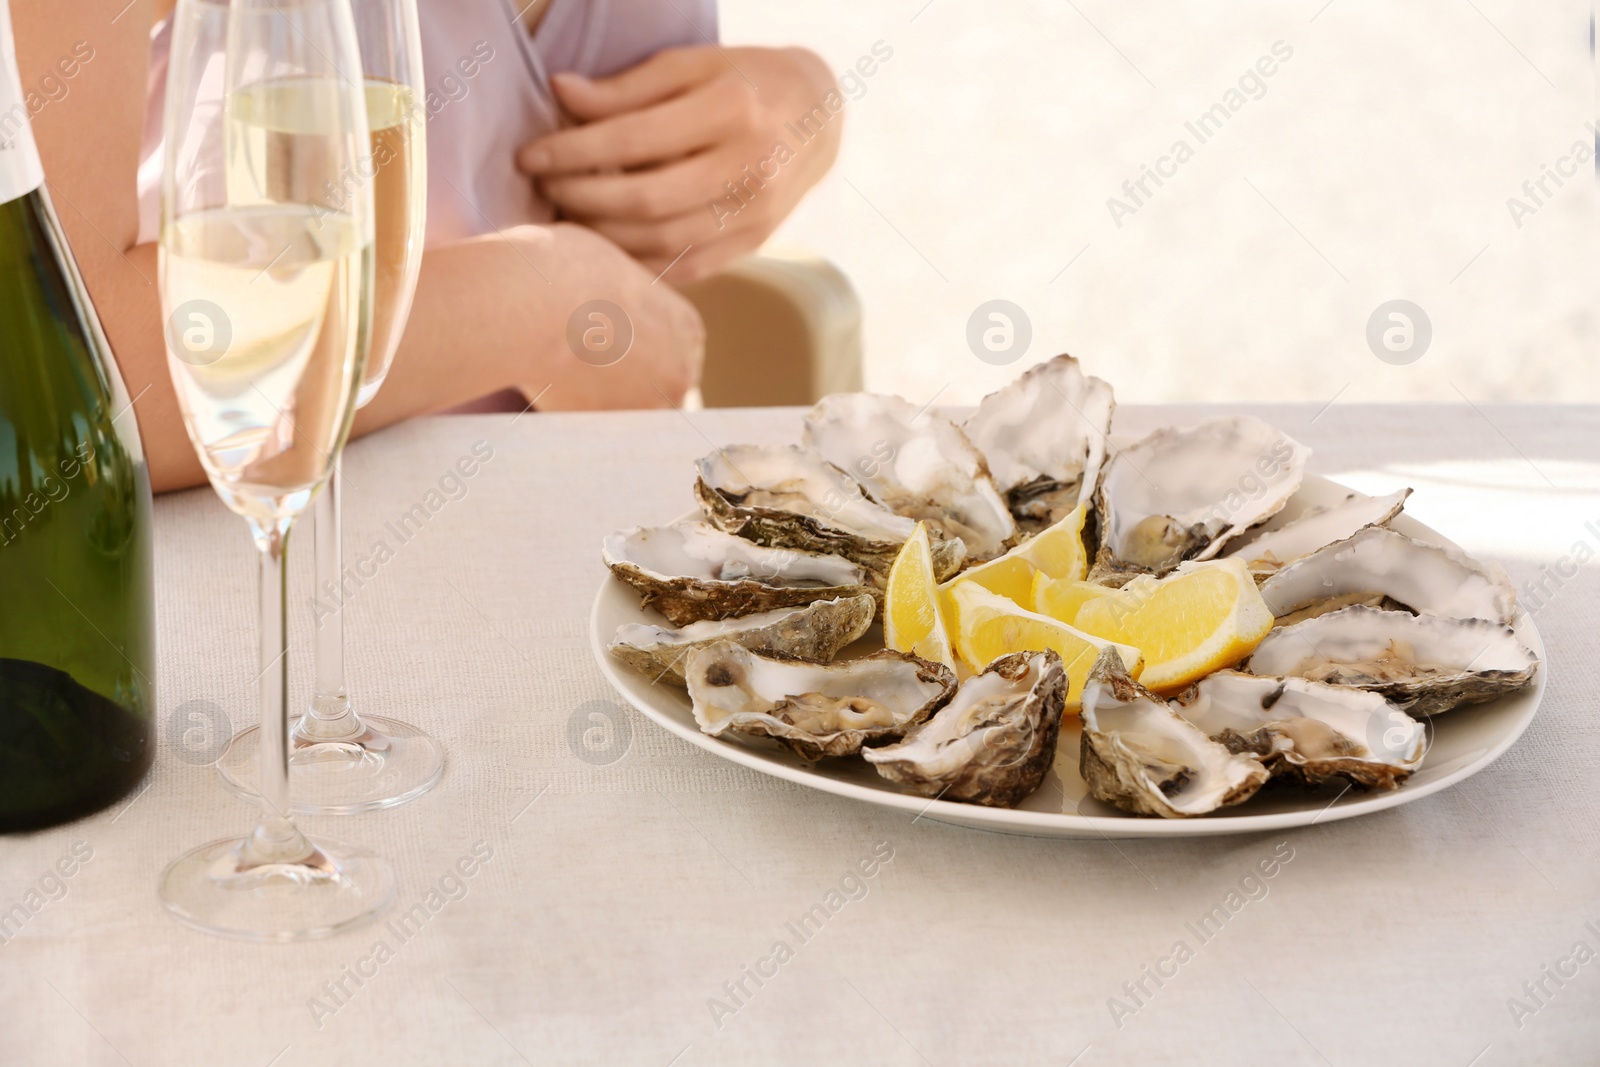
[1071,558,1273,694]
[884,522,957,670]
[1032,573,1119,627]
[938,503,1088,614]
[949,583,1142,710]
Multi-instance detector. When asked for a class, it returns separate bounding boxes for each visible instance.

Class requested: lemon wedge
[949,583,1142,710]
[1031,572,1120,627]
[938,503,1088,615]
[1071,558,1273,694]
[884,522,957,670]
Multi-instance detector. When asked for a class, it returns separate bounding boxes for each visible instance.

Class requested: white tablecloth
[3,404,1597,1066]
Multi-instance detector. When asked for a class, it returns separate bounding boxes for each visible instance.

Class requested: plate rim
[589,474,1547,839]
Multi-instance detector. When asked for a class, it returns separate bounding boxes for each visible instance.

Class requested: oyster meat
[1257,526,1518,626]
[1094,415,1310,577]
[609,594,876,687]
[1227,488,1411,575]
[802,393,1018,561]
[863,650,1066,808]
[685,640,957,760]
[694,444,965,579]
[961,354,1115,528]
[1244,605,1538,716]
[603,521,873,626]
[1078,650,1270,818]
[1171,671,1425,791]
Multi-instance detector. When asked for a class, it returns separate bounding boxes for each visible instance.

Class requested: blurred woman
[12,0,841,490]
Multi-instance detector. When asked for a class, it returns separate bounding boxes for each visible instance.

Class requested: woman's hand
[517,222,707,411]
[516,46,842,284]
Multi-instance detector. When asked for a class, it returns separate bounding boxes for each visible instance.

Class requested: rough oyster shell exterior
[1244,605,1537,716]
[609,594,876,687]
[1078,650,1270,818]
[685,640,957,761]
[602,522,874,627]
[863,650,1066,807]
[1171,670,1425,791]
[694,444,965,580]
[802,392,1018,562]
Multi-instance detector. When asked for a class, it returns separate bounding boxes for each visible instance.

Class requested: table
[3,404,1597,1066]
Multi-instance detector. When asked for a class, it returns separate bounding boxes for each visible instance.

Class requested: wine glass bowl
[213,0,442,816]
[349,3,428,406]
[161,201,368,520]
[156,0,394,941]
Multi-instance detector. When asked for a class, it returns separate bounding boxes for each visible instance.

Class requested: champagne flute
[156,0,392,940]
[215,0,442,814]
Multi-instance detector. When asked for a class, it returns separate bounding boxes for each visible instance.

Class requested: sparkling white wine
[0,0,154,830]
[363,80,424,403]
[228,77,422,405]
[160,205,369,523]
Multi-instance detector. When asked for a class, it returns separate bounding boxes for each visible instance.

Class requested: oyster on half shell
[1094,415,1310,578]
[803,393,1018,562]
[603,521,874,626]
[1257,526,1518,626]
[609,594,876,687]
[863,650,1066,808]
[961,354,1114,529]
[1227,488,1411,576]
[1171,671,1425,791]
[1078,650,1270,818]
[685,640,957,760]
[694,444,965,579]
[1244,605,1538,716]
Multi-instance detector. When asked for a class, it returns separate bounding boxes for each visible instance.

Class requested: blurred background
[721,0,1595,407]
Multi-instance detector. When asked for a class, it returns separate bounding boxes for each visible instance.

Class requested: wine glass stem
[306,466,361,740]
[245,522,312,865]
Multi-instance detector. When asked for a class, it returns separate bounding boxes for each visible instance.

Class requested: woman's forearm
[126,223,703,492]
[113,239,531,493]
[360,222,704,428]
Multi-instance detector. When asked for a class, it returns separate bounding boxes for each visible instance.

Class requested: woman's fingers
[519,70,754,175]
[549,45,728,121]
[540,150,736,221]
[520,46,842,289]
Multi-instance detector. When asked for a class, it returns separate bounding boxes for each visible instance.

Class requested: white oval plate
[590,474,1546,838]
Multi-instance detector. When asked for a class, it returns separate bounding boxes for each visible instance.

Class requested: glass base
[217,715,443,815]
[158,836,394,942]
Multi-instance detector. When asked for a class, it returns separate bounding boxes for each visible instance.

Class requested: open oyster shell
[1093,415,1310,578]
[961,355,1115,529]
[1257,526,1518,626]
[684,640,957,761]
[1227,488,1411,577]
[603,521,874,627]
[863,650,1066,808]
[1244,605,1538,716]
[802,393,1018,562]
[1078,650,1270,818]
[609,594,876,687]
[1171,671,1425,791]
[694,444,965,580]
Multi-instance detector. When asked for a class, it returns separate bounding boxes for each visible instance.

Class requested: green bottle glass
[0,5,155,831]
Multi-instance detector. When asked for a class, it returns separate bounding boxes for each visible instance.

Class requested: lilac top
[137,0,718,245]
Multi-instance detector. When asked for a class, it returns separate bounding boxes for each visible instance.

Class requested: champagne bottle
[0,2,155,831]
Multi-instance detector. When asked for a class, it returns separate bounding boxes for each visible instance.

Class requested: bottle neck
[0,0,45,205]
